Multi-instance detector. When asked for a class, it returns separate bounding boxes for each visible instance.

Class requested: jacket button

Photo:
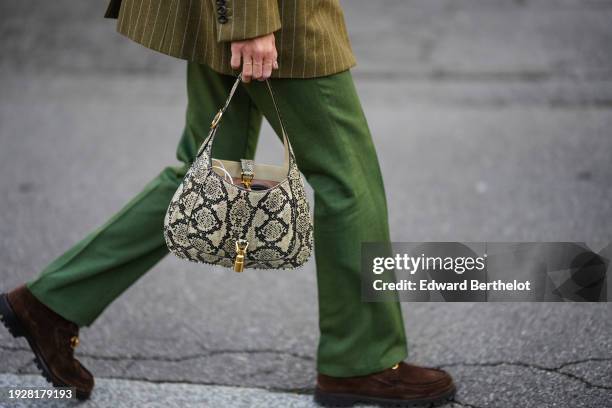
[217,5,227,15]
[218,15,228,24]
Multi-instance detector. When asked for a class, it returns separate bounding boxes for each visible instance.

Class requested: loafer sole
[314,384,456,407]
[0,293,91,400]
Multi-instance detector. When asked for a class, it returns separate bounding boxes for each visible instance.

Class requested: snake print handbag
[163,75,314,272]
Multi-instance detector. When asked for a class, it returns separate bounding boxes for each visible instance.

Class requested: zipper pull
[233,239,249,272]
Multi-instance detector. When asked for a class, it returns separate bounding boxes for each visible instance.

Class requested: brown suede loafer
[315,362,456,407]
[0,285,94,400]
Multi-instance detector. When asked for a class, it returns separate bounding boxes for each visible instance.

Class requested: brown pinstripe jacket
[105,0,356,78]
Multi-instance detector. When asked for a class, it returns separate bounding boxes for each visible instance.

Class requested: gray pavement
[1,1,611,407]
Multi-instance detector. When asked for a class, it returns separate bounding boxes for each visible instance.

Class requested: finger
[230,45,242,70]
[271,52,279,70]
[252,55,264,81]
[242,54,253,83]
[262,59,273,80]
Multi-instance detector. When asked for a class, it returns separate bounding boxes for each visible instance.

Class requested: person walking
[1,1,456,406]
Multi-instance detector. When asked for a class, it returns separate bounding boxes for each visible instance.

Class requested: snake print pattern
[163,129,314,270]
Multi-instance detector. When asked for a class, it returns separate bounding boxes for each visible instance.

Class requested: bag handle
[207,74,292,170]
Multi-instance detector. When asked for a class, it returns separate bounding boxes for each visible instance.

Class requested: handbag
[163,75,314,272]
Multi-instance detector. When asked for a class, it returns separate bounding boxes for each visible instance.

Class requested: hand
[231,33,279,83]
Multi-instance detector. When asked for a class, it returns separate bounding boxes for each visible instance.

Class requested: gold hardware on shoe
[70,336,80,349]
[211,110,223,129]
[233,239,249,272]
[391,363,399,370]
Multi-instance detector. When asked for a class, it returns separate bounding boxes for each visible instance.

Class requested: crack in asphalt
[0,344,314,363]
[438,358,612,391]
[1,343,610,396]
[555,357,612,370]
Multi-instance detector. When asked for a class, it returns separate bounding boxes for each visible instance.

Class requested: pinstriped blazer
[105,0,356,78]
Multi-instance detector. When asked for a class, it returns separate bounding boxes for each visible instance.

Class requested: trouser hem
[26,281,91,328]
[316,345,408,378]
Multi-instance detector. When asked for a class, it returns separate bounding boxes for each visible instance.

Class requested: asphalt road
[1,1,611,407]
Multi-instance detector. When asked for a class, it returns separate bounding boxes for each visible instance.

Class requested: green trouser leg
[234,67,407,377]
[27,63,407,377]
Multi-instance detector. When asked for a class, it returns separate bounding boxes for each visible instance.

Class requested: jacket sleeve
[215,0,282,42]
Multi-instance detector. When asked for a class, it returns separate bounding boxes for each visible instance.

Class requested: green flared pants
[27,63,407,377]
